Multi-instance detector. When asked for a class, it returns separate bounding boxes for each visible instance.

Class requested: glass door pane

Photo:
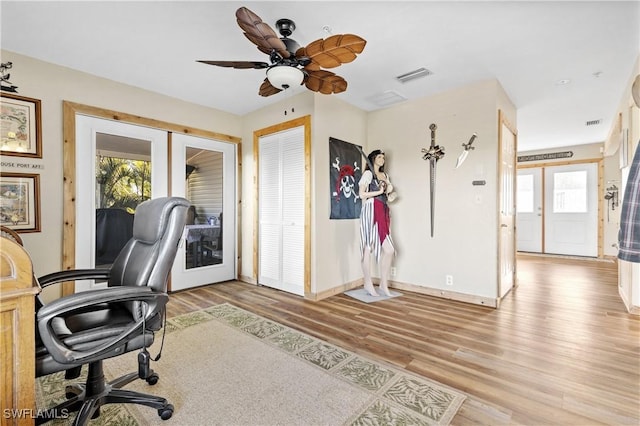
[95,133,151,268]
[170,133,236,291]
[184,147,223,269]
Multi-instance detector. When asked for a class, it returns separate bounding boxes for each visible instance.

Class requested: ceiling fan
[198,7,366,97]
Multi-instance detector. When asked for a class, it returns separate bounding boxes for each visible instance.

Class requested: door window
[552,171,587,213]
[517,174,534,213]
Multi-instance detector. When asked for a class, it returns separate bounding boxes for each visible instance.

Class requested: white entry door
[258,126,305,296]
[170,133,236,291]
[544,163,598,256]
[516,168,543,252]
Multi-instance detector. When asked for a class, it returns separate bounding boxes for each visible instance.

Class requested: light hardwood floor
[167,254,639,425]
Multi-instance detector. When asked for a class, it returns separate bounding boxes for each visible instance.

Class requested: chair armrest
[37,286,168,365]
[37,269,111,288]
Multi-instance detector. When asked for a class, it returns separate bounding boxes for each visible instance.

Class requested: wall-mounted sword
[421,124,445,237]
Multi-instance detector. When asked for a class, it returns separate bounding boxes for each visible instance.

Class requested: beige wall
[367,79,515,300]
[310,95,368,295]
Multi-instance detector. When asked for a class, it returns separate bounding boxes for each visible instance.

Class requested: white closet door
[258,126,305,296]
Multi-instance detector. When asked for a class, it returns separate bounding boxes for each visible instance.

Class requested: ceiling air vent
[585,119,601,126]
[396,67,433,83]
[368,90,408,107]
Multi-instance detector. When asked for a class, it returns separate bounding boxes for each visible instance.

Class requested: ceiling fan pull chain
[284,85,295,116]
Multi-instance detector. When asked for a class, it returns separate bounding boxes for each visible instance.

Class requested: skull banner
[329,137,362,219]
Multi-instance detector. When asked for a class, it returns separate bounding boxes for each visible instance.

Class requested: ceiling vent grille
[396,67,433,83]
[585,119,601,126]
[368,90,408,107]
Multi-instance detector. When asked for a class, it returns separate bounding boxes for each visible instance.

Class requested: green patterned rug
[37,303,465,425]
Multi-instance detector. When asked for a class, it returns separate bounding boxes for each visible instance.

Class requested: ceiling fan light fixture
[267,66,304,90]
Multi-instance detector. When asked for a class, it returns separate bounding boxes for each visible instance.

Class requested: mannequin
[358,149,395,296]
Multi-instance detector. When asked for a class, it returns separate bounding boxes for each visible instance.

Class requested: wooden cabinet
[1,237,40,426]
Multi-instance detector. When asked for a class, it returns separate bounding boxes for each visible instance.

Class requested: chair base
[37,361,173,425]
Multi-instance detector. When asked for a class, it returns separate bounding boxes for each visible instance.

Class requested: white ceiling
[1,1,638,152]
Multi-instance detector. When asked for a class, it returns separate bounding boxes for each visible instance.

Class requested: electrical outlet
[390,267,397,277]
[446,275,453,286]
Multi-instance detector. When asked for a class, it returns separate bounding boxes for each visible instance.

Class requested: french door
[516,168,543,252]
[516,162,598,257]
[170,133,236,290]
[75,115,168,292]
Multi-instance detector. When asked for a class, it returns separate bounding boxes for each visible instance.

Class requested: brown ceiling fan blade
[235,7,290,59]
[301,34,366,69]
[304,70,347,95]
[259,78,282,97]
[197,60,270,69]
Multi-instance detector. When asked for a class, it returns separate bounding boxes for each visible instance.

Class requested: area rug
[37,303,465,425]
[344,288,403,303]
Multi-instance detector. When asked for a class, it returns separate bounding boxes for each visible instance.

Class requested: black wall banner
[329,137,362,219]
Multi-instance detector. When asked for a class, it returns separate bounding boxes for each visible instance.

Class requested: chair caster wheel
[158,404,174,420]
[146,372,159,385]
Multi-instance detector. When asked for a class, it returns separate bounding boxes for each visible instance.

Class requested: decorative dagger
[421,124,445,237]
[455,133,478,169]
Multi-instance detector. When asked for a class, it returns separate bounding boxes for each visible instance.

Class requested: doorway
[517,162,599,257]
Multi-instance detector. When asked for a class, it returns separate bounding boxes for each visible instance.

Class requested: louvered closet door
[258,126,305,296]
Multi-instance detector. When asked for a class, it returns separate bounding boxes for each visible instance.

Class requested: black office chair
[34,196,190,425]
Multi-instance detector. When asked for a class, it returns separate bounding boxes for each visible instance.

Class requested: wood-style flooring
[167,254,640,425]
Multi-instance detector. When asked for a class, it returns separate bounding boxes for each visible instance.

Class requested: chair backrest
[108,197,190,294]
[185,205,197,225]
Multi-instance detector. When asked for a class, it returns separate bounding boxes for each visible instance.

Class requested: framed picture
[0,92,42,158]
[0,172,41,233]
